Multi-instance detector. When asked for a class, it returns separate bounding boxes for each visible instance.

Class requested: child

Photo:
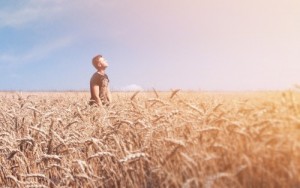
[89,54,111,106]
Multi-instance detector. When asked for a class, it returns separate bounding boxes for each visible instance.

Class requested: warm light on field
[0,91,299,187]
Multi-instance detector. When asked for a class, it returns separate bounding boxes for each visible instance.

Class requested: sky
[0,0,299,91]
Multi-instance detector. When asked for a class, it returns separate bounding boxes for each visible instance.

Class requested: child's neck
[97,69,105,75]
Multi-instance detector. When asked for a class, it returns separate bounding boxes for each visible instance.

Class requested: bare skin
[90,56,112,106]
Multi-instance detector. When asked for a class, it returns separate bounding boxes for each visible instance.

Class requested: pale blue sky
[0,0,299,91]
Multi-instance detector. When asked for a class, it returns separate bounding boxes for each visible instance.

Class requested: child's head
[92,54,108,70]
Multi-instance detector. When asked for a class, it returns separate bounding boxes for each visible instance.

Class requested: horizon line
[0,88,297,93]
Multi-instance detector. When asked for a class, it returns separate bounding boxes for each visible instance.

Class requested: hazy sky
[0,0,299,91]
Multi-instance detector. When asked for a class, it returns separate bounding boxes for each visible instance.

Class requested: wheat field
[0,90,299,188]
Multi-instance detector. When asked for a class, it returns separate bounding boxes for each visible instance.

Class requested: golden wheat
[0,91,299,187]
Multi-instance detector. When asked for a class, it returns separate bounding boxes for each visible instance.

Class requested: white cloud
[0,0,63,28]
[0,36,73,65]
[121,84,143,91]
[0,54,17,62]
[0,0,118,28]
[22,36,73,61]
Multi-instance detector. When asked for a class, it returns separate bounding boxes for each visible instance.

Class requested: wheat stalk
[119,153,148,163]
